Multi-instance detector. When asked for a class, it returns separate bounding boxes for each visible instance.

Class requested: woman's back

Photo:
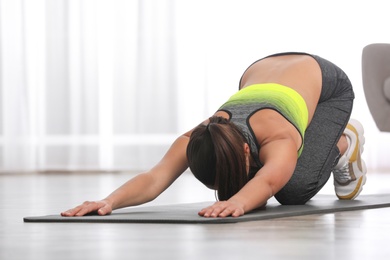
[239,54,322,124]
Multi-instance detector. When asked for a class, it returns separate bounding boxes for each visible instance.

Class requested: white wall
[175,0,390,172]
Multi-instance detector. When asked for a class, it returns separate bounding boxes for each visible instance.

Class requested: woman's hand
[61,200,113,217]
[198,200,245,218]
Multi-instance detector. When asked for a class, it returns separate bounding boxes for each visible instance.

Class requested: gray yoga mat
[24,194,390,224]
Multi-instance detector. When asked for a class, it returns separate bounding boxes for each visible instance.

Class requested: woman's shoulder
[249,109,302,152]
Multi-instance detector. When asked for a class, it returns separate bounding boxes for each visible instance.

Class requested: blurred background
[0,0,389,173]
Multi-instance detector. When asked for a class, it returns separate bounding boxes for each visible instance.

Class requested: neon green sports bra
[218,83,309,157]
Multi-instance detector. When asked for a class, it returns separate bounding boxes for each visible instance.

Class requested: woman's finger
[61,204,84,216]
[198,201,245,218]
[61,201,109,217]
[199,203,227,218]
[97,204,112,216]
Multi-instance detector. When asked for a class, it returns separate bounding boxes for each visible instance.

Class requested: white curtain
[1,0,390,173]
[0,0,186,172]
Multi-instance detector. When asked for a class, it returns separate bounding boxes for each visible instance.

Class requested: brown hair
[186,116,249,201]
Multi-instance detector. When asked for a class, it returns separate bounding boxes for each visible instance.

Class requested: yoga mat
[24,194,390,224]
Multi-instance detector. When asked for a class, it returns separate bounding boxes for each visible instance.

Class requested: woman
[61,52,366,218]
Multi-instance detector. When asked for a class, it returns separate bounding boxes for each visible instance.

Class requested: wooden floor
[1,171,390,260]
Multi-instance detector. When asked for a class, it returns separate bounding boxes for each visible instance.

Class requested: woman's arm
[198,138,298,218]
[61,134,190,217]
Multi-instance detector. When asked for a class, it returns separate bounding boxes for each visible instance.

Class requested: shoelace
[333,163,351,182]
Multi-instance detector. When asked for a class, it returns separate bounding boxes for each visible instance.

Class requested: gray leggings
[267,53,355,204]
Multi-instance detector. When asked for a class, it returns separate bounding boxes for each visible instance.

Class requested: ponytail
[186,116,249,201]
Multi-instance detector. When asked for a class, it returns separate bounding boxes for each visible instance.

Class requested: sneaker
[333,119,367,200]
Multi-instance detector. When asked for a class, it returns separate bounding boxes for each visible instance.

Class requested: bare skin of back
[240,54,322,123]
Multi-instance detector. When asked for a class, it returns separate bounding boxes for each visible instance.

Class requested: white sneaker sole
[335,119,367,200]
